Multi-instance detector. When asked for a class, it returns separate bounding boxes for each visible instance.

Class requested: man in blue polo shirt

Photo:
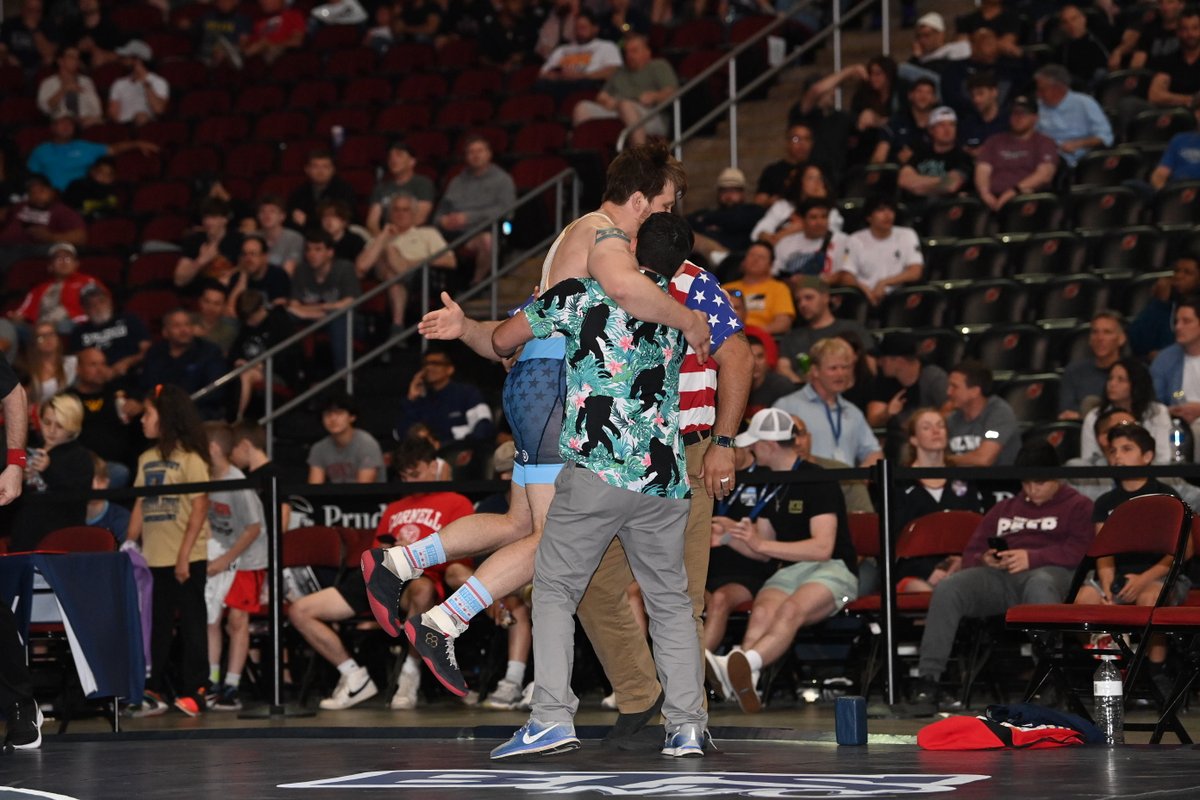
[773,336,882,468]
[1150,92,1200,189]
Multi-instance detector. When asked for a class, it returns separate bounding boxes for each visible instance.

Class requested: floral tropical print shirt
[524,273,689,499]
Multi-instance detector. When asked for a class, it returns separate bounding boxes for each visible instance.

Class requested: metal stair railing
[191,168,580,456]
[616,0,884,171]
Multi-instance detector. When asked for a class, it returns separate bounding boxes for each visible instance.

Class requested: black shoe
[1151,671,1177,710]
[904,676,939,716]
[362,548,407,638]
[5,699,43,750]
[405,615,468,697]
[603,690,665,750]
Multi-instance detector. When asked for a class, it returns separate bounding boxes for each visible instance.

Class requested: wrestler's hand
[683,309,711,364]
[418,291,465,341]
[0,464,22,506]
[701,442,735,500]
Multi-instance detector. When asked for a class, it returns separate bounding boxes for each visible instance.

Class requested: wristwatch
[712,434,735,448]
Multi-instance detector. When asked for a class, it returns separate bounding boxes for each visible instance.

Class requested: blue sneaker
[661,723,706,758]
[490,719,581,760]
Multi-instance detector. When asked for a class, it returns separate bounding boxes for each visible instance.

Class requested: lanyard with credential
[823,398,843,446]
[721,458,801,521]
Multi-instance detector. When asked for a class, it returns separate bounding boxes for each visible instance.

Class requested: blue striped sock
[442,576,493,634]
[403,534,446,571]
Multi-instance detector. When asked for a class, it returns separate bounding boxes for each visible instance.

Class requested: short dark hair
[232,419,267,452]
[602,140,688,206]
[576,9,598,26]
[197,278,229,298]
[462,133,489,151]
[200,197,231,219]
[304,227,334,248]
[235,289,267,320]
[966,71,998,90]
[394,436,437,474]
[258,194,286,212]
[863,195,897,217]
[797,197,834,216]
[307,148,334,163]
[910,76,937,93]
[636,212,693,279]
[1094,406,1133,436]
[318,199,352,221]
[951,359,993,396]
[1108,422,1155,456]
[747,240,775,261]
[242,233,267,253]
[320,389,358,417]
[91,156,116,171]
[1015,439,1059,468]
[1176,294,1200,323]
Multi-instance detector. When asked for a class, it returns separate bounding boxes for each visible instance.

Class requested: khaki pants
[576,439,712,714]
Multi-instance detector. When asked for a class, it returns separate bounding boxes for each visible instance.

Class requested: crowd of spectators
[2,0,1200,723]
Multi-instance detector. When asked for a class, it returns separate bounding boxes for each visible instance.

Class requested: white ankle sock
[745,649,764,672]
[425,605,467,638]
[401,655,420,676]
[337,659,359,675]
[504,660,526,685]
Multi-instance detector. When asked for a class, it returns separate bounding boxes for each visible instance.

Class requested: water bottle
[1170,417,1188,463]
[330,125,345,152]
[1093,656,1124,745]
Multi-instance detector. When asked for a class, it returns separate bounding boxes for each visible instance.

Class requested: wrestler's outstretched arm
[418,291,505,361]
[492,312,535,359]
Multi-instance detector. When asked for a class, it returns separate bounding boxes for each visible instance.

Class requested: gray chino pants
[530,461,706,729]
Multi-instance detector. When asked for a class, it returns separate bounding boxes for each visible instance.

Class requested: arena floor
[4,700,1200,799]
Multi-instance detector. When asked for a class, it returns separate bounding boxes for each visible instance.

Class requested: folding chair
[1006,494,1192,727]
[844,510,981,701]
[280,526,348,704]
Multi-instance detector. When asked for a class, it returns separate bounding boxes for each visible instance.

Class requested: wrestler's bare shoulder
[547,214,616,284]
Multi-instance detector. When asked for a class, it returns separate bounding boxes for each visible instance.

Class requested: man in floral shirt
[487,221,706,760]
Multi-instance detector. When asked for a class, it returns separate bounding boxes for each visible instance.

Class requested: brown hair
[602,140,687,206]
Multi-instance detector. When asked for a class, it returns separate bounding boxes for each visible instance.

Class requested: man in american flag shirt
[576,212,751,748]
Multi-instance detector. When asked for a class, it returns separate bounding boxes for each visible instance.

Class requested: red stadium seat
[131,180,192,215]
[374,104,431,135]
[235,84,287,114]
[511,121,568,156]
[156,60,207,92]
[667,17,723,51]
[455,127,508,159]
[254,111,311,142]
[569,118,623,152]
[450,68,502,98]
[144,31,193,60]
[434,99,493,132]
[257,174,307,200]
[139,119,190,149]
[86,217,139,251]
[40,526,117,553]
[278,137,327,173]
[84,122,130,145]
[114,149,162,182]
[192,114,250,146]
[310,24,362,50]
[0,97,40,126]
[287,79,339,111]
[324,48,377,80]
[342,77,392,108]
[127,252,181,289]
[338,134,388,169]
[110,3,164,33]
[124,289,180,334]
[78,256,124,287]
[510,155,571,191]
[313,107,372,137]
[436,38,477,70]
[140,214,190,246]
[165,145,221,180]
[225,141,279,179]
[395,73,447,103]
[13,125,49,156]
[338,168,375,201]
[269,51,321,84]
[506,64,542,95]
[497,93,556,126]
[404,130,450,163]
[176,88,233,120]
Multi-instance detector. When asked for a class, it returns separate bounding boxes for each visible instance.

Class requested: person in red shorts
[203,422,268,712]
[288,436,474,711]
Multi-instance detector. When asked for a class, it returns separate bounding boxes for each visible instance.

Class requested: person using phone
[906,440,1094,715]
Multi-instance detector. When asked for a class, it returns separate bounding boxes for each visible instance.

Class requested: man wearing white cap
[898,106,972,215]
[108,40,169,125]
[912,13,972,65]
[705,406,857,713]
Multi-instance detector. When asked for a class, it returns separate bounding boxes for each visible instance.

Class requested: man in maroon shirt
[0,175,87,271]
[973,95,1060,212]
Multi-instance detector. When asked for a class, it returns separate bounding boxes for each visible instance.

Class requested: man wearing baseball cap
[898,106,972,215]
[973,94,1059,212]
[10,242,99,333]
[686,167,764,270]
[705,407,857,713]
